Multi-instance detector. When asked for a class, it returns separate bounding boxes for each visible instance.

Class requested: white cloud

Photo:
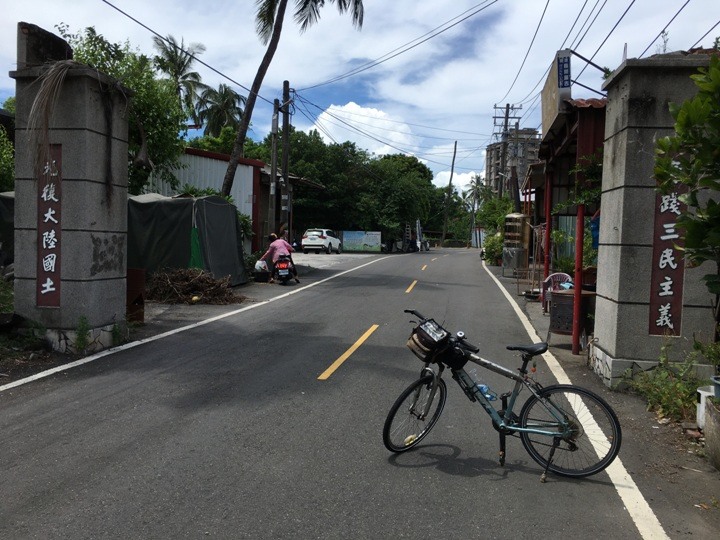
[433,170,479,192]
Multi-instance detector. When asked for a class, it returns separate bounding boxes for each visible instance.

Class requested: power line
[496,0,551,103]
[513,0,591,109]
[570,0,608,50]
[639,0,692,58]
[294,98,480,185]
[316,107,492,137]
[295,94,482,173]
[574,0,637,81]
[297,0,499,91]
[691,19,720,48]
[99,0,274,106]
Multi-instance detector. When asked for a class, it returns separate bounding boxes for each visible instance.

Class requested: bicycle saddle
[506,342,548,356]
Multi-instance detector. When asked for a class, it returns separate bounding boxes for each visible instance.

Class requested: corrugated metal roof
[566,98,607,109]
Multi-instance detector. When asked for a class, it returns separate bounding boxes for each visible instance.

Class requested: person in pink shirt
[260,233,299,283]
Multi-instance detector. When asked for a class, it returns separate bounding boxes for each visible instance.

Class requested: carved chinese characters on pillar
[36,145,62,307]
[649,190,686,335]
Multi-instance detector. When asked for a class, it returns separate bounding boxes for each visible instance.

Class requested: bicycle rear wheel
[519,384,621,477]
[383,375,447,452]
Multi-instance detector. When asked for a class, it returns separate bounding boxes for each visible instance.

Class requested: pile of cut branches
[146,268,244,305]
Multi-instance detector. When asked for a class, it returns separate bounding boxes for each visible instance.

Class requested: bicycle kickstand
[498,433,506,467]
[498,392,510,467]
[540,436,561,483]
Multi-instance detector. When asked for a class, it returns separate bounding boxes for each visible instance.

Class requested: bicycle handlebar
[404,308,427,320]
[405,309,480,353]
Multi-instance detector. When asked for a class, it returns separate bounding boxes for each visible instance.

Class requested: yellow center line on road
[421,264,427,271]
[405,280,417,293]
[318,324,379,380]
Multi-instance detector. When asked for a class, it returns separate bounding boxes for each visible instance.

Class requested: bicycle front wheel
[519,384,621,478]
[383,375,447,453]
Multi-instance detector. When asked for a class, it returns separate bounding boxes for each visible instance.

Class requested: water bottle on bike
[469,368,496,401]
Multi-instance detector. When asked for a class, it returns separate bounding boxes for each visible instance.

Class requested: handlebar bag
[407,320,449,362]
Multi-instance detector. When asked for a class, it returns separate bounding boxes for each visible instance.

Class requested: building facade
[485,128,541,196]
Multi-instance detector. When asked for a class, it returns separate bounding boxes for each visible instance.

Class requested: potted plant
[482,233,503,266]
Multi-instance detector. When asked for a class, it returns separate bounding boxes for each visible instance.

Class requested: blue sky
[2,0,718,191]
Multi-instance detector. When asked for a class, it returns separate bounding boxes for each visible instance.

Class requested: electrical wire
[639,0,692,58]
[514,0,591,107]
[319,110,491,142]
[99,0,274,106]
[315,106,492,138]
[574,0,637,81]
[691,19,720,48]
[297,0,499,91]
[297,94,482,173]
[496,0,551,104]
[570,0,608,50]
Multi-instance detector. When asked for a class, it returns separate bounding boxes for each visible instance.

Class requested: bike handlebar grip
[404,309,426,320]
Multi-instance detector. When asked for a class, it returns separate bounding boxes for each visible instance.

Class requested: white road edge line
[0,256,393,393]
[481,260,669,540]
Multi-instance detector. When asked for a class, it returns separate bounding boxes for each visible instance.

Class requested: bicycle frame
[421,353,571,438]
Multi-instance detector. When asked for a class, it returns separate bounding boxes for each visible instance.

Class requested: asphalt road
[1,250,718,538]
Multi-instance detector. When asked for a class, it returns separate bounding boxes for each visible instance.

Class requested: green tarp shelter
[128,194,248,286]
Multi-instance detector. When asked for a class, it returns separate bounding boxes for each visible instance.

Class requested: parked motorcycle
[273,254,296,285]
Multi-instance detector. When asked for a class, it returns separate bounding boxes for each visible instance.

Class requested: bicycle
[383,310,622,481]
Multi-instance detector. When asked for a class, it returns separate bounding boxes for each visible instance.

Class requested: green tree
[1,97,16,191]
[196,84,246,137]
[361,155,435,239]
[477,190,512,233]
[462,175,483,243]
[1,96,15,115]
[0,125,13,192]
[57,25,186,194]
[220,0,364,196]
[152,34,207,124]
[655,54,720,338]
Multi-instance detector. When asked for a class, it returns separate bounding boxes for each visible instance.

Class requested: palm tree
[196,84,246,137]
[152,35,207,124]
[220,0,364,196]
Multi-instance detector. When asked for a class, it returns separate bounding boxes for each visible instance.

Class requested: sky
[1,0,718,192]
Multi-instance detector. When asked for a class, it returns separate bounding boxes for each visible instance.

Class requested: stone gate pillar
[10,23,129,353]
[593,52,714,385]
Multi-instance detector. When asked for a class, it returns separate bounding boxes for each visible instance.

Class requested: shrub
[627,342,705,422]
[483,233,503,263]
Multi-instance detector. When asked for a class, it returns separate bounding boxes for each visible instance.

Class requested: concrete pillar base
[45,322,127,355]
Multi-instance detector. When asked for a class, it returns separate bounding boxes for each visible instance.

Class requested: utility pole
[441,141,457,244]
[512,121,522,213]
[493,103,521,199]
[268,98,279,240]
[499,104,510,199]
[280,80,291,239]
